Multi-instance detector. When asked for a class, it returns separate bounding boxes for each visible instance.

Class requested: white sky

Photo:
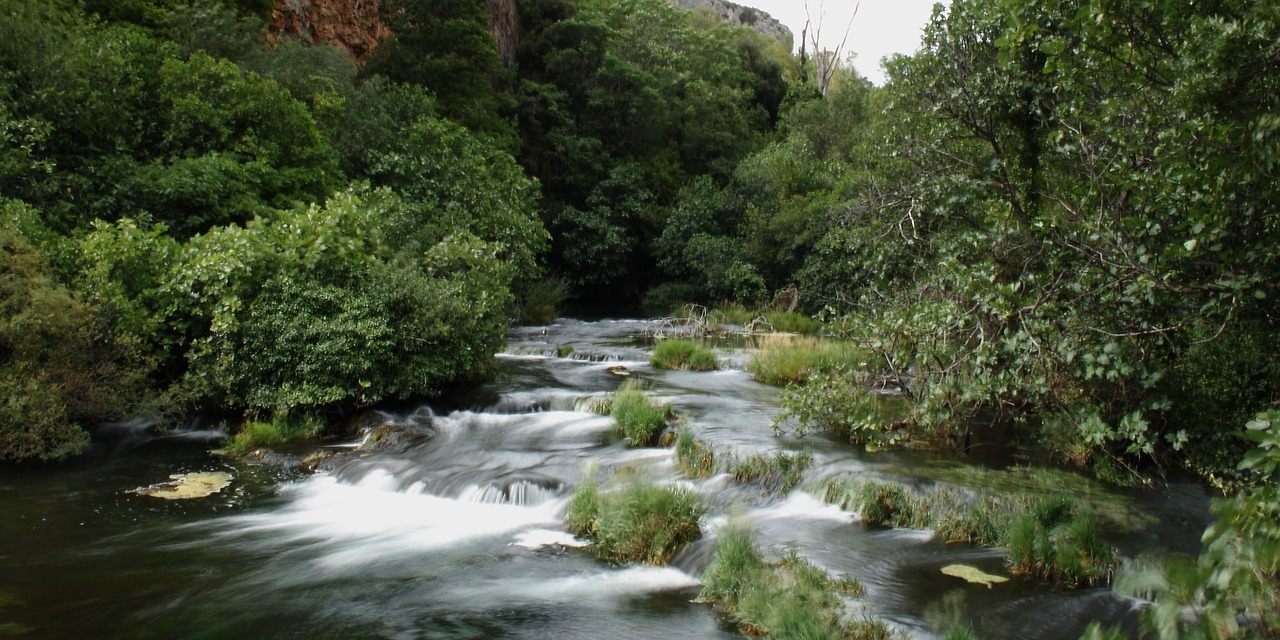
[738,0,945,85]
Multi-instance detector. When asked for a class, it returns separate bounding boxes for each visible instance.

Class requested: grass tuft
[651,339,719,371]
[731,450,813,496]
[674,429,718,478]
[747,335,863,386]
[225,415,324,454]
[821,477,1115,587]
[610,381,672,447]
[567,478,704,565]
[700,526,892,639]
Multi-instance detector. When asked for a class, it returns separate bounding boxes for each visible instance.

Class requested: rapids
[0,318,1212,639]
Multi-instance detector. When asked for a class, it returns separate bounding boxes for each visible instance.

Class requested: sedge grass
[747,335,864,386]
[651,339,719,371]
[611,381,671,447]
[567,478,704,565]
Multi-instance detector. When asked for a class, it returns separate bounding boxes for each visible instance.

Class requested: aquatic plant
[568,479,704,565]
[650,339,719,371]
[674,429,718,479]
[747,335,863,386]
[700,526,890,639]
[731,450,813,496]
[822,478,1115,588]
[224,415,324,454]
[610,381,672,447]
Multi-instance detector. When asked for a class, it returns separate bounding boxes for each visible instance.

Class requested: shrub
[651,339,719,371]
[674,429,717,479]
[611,381,671,447]
[731,451,813,496]
[570,479,704,565]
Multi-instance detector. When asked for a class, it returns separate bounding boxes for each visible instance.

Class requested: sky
[738,0,944,85]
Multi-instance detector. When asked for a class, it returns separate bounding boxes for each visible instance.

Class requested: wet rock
[357,422,435,455]
[131,472,232,500]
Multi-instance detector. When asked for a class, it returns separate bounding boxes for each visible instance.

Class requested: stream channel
[0,317,1214,639]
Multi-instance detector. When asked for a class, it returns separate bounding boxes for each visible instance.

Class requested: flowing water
[0,318,1213,639]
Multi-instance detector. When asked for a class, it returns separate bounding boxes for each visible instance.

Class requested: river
[0,318,1212,639]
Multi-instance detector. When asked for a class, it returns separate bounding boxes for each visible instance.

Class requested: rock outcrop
[267,0,792,65]
[669,0,793,49]
[269,0,389,62]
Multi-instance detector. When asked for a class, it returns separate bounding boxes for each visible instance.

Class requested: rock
[132,472,232,500]
[668,0,793,49]
[605,365,631,377]
[269,0,390,63]
[941,564,1009,588]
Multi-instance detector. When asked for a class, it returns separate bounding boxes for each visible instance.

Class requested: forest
[0,0,1277,635]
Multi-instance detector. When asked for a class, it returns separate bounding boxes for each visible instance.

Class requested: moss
[941,564,1009,588]
[132,471,232,500]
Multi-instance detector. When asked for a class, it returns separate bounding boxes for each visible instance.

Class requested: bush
[611,381,671,447]
[674,429,717,479]
[568,479,704,565]
[731,451,813,496]
[651,339,719,371]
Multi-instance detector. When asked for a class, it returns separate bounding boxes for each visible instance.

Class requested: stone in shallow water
[132,472,232,500]
[941,564,1009,588]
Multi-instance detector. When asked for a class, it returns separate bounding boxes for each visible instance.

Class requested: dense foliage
[0,0,544,459]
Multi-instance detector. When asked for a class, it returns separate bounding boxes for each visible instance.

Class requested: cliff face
[269,0,389,61]
[669,0,793,50]
[267,0,791,64]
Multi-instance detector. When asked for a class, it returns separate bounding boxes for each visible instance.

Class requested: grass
[759,311,822,335]
[566,478,704,565]
[225,415,324,454]
[651,339,719,371]
[821,477,1116,587]
[516,277,568,325]
[699,526,893,639]
[610,381,672,447]
[747,335,864,386]
[674,429,718,478]
[731,450,814,496]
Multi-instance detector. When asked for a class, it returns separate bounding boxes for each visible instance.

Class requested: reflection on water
[0,317,1210,639]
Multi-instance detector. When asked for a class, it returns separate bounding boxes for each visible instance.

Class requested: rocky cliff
[669,0,792,49]
[269,0,388,61]
[268,0,791,64]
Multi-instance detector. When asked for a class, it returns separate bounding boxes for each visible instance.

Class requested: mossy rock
[132,472,232,500]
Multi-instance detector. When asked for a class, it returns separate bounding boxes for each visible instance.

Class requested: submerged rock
[941,564,1009,588]
[132,472,232,500]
